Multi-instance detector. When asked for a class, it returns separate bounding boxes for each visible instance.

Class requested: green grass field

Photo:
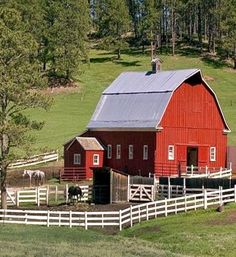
[28,48,236,153]
[1,204,236,257]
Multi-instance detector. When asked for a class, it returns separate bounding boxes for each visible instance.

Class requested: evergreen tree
[0,7,51,208]
[221,0,236,69]
[45,0,90,79]
[95,0,130,59]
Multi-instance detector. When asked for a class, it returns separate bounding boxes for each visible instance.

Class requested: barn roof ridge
[65,136,104,151]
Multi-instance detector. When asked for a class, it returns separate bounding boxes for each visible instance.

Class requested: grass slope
[122,203,236,257]
[28,49,236,152]
[1,204,236,256]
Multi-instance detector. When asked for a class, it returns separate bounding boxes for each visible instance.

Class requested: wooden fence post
[203,189,207,210]
[16,191,19,207]
[119,210,122,231]
[46,186,49,205]
[234,185,236,203]
[65,184,69,204]
[69,210,72,228]
[37,187,40,207]
[183,177,186,196]
[127,175,130,201]
[164,198,167,217]
[146,204,149,220]
[130,205,133,227]
[85,212,88,230]
[47,211,50,227]
[168,177,171,199]
[219,186,223,206]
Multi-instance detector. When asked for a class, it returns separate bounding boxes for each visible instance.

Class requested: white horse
[33,170,45,186]
[23,170,36,187]
[23,169,45,186]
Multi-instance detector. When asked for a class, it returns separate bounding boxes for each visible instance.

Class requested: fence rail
[8,151,59,169]
[1,187,236,230]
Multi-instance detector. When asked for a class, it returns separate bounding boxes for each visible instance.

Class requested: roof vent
[151,58,161,73]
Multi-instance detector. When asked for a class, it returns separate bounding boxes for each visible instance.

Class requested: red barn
[63,63,230,179]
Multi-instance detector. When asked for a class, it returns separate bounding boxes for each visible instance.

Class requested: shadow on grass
[201,55,232,69]
[114,60,141,67]
[90,57,112,63]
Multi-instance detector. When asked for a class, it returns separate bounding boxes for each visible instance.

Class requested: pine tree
[95,0,130,59]
[0,7,51,208]
[220,0,236,69]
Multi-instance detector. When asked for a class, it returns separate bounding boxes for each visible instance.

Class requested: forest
[1,0,236,86]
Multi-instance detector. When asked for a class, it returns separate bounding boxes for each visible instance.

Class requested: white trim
[128,145,133,160]
[107,145,112,159]
[88,128,158,132]
[73,154,81,165]
[210,147,216,162]
[143,145,148,160]
[93,154,99,165]
[168,145,175,160]
[116,145,121,159]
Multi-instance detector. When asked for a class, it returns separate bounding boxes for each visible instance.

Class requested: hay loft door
[187,147,198,167]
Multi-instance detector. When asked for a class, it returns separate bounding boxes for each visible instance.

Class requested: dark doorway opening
[187,147,198,167]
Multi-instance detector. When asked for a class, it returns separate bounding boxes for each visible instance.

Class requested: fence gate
[129,184,155,202]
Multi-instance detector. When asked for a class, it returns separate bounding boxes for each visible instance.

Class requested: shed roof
[66,137,104,151]
[87,69,230,131]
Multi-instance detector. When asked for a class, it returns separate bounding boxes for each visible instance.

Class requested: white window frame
[116,144,121,159]
[73,154,81,165]
[210,147,216,161]
[107,144,112,159]
[143,145,148,160]
[168,145,175,160]
[128,145,133,160]
[93,154,99,165]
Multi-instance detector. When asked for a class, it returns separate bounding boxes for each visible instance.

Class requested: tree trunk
[0,167,7,209]
[117,48,121,59]
[234,44,236,69]
[171,2,176,56]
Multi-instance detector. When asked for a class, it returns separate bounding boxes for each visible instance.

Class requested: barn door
[187,147,198,167]
[198,146,209,167]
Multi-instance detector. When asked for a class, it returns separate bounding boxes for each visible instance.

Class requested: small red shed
[63,62,230,179]
[63,137,104,180]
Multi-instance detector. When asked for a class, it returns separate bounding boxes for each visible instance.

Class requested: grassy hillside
[1,204,236,256]
[28,48,236,152]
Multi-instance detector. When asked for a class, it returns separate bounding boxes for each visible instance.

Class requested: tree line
[91,0,236,68]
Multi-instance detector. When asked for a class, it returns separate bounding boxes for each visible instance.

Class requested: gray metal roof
[87,69,230,130]
[103,69,199,94]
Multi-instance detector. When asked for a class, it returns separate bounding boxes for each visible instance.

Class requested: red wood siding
[155,82,227,176]
[86,150,104,178]
[64,141,85,168]
[84,131,156,176]
[64,141,104,179]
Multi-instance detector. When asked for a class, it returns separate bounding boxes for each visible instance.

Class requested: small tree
[0,7,51,208]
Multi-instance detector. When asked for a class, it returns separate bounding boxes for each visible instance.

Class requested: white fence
[129,184,155,202]
[0,187,236,230]
[8,151,59,169]
[185,164,232,179]
[0,188,48,207]
[0,185,92,207]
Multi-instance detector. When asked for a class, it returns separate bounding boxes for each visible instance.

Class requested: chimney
[151,58,161,73]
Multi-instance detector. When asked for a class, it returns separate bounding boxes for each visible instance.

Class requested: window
[74,154,81,165]
[168,145,174,160]
[210,147,216,161]
[128,145,133,160]
[93,154,99,165]
[116,144,121,159]
[107,145,112,159]
[143,145,148,160]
